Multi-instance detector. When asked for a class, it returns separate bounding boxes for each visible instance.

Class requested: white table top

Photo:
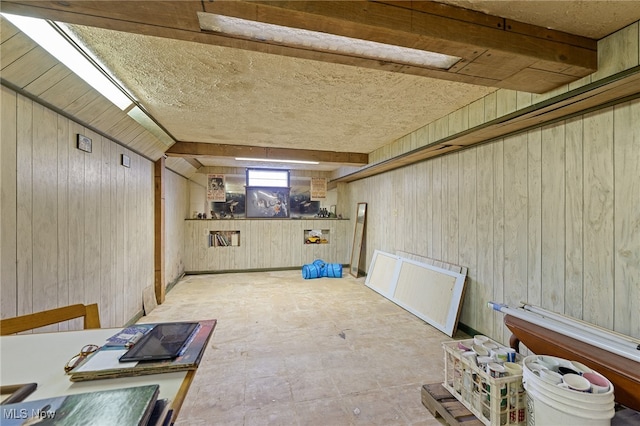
[0,328,188,404]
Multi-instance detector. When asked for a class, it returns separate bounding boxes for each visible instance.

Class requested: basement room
[1,1,639,425]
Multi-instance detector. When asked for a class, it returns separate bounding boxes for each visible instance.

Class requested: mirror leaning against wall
[350,202,367,278]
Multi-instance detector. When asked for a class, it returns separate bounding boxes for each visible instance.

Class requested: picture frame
[245,186,290,218]
[121,154,130,168]
[77,134,92,153]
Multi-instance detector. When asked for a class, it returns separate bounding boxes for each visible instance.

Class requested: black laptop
[119,322,199,362]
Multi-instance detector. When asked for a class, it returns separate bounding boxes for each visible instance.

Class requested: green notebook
[0,384,159,425]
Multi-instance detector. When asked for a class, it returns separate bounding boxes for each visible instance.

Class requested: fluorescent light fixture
[2,13,132,110]
[3,13,175,146]
[198,12,460,70]
[236,157,320,165]
[127,106,174,147]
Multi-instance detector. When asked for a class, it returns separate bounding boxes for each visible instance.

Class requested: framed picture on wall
[77,134,92,153]
[245,187,290,218]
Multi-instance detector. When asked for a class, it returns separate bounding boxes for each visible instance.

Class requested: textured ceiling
[54,1,640,169]
[66,25,495,154]
[438,0,640,39]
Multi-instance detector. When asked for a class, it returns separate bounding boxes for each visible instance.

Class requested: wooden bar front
[504,314,640,412]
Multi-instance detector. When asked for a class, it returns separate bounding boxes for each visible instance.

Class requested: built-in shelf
[304,229,330,244]
[209,230,240,247]
[185,219,350,272]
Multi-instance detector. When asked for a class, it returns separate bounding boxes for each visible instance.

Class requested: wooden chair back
[0,303,101,335]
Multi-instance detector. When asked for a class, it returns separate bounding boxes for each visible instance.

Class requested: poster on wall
[310,177,327,201]
[207,174,226,202]
[246,187,290,218]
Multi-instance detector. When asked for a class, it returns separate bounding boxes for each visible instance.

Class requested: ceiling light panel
[198,12,460,70]
[2,13,133,110]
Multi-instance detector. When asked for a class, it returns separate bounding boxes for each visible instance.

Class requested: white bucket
[523,355,615,426]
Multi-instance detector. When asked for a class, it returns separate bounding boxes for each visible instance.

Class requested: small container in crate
[443,338,526,426]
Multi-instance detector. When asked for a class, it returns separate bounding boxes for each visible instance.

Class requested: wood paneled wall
[344,98,640,344]
[184,219,350,272]
[164,169,189,283]
[1,87,155,330]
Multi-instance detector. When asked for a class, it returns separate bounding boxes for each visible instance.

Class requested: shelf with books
[209,230,240,247]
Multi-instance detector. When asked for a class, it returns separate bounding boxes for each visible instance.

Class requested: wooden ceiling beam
[202,0,597,93]
[1,1,597,93]
[166,142,369,166]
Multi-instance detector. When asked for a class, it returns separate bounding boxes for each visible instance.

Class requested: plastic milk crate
[442,338,526,426]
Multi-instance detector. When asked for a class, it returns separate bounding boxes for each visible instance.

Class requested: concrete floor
[142,269,467,425]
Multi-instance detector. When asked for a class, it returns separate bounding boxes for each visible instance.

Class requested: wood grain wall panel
[16,94,33,317]
[31,103,58,324]
[56,115,70,329]
[0,88,156,328]
[0,31,33,66]
[23,64,71,96]
[104,142,118,326]
[476,144,494,336]
[84,101,123,131]
[1,86,18,319]
[458,149,477,328]
[449,106,469,136]
[113,137,125,325]
[257,220,268,268]
[67,92,104,118]
[106,117,144,144]
[0,19,19,42]
[583,108,615,329]
[564,117,584,319]
[404,166,417,255]
[414,161,428,257]
[502,132,528,343]
[541,123,566,313]
[67,120,85,329]
[430,157,443,260]
[468,98,484,128]
[1,48,58,88]
[183,219,351,272]
[526,129,542,308]
[440,158,450,264]
[271,219,284,267]
[124,154,136,316]
[434,116,449,142]
[516,91,533,110]
[80,128,102,316]
[392,168,404,251]
[239,221,250,270]
[497,89,517,118]
[83,129,101,310]
[38,74,93,110]
[445,154,459,265]
[613,100,640,337]
[484,92,498,122]
[593,23,639,82]
[165,169,188,284]
[492,140,505,341]
[286,220,297,266]
[250,220,260,268]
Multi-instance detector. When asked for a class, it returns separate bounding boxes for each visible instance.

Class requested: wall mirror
[350,202,367,278]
